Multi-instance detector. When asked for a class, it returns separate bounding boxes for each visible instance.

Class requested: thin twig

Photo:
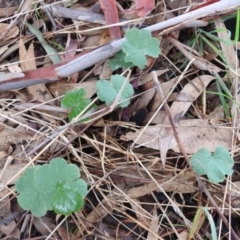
[56,0,240,77]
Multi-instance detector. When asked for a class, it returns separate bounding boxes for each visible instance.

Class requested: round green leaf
[52,188,83,215]
[190,146,234,183]
[50,158,80,181]
[15,166,39,193]
[61,88,87,108]
[17,190,51,217]
[122,27,161,69]
[109,51,134,71]
[96,79,117,106]
[190,148,212,176]
[34,164,58,193]
[15,158,88,217]
[60,88,92,121]
[16,167,54,217]
[71,179,88,198]
[96,75,134,108]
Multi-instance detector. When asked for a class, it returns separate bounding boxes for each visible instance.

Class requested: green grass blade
[199,28,232,45]
[205,91,233,101]
[215,75,231,118]
[215,72,232,98]
[26,23,61,64]
[233,8,240,44]
[200,34,234,69]
[202,207,217,240]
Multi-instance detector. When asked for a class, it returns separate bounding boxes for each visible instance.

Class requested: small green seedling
[190,145,234,184]
[62,28,161,121]
[15,158,87,217]
[189,208,217,240]
[121,27,161,69]
[61,88,95,121]
[96,74,134,108]
[109,50,135,71]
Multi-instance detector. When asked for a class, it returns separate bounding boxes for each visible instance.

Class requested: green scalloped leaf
[190,146,234,183]
[96,74,134,108]
[52,186,83,215]
[15,158,88,217]
[122,27,161,69]
[109,51,134,71]
[61,88,94,121]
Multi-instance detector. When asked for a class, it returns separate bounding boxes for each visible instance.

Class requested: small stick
[0,1,238,91]
[56,0,240,77]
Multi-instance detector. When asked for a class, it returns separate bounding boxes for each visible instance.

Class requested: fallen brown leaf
[0,23,19,41]
[121,119,232,154]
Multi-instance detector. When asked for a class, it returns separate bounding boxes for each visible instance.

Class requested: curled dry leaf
[168,75,215,120]
[121,119,232,155]
[137,74,216,132]
[0,23,19,41]
[0,6,18,17]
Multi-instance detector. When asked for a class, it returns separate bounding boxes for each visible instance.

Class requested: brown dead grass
[0,0,240,239]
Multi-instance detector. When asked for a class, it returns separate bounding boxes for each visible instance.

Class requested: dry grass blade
[0,0,239,239]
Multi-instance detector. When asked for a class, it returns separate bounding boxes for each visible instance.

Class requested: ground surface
[0,0,240,239]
